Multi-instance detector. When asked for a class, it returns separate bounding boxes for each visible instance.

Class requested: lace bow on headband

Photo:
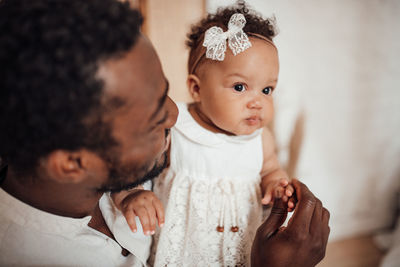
[203,13,252,61]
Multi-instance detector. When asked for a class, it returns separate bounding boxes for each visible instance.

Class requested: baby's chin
[230,125,265,136]
[215,120,267,136]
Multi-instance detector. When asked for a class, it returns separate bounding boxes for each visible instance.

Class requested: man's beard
[97,152,168,193]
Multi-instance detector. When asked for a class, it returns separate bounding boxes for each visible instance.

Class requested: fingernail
[160,223,164,227]
[145,231,150,235]
[151,230,155,235]
[133,229,137,233]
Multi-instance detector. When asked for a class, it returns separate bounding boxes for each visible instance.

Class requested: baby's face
[195,37,279,136]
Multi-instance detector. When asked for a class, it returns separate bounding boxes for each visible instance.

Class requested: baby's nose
[247,97,262,109]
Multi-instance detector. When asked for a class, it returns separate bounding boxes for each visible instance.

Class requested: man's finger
[310,199,323,236]
[316,207,330,260]
[258,198,288,240]
[322,207,331,241]
[286,179,316,234]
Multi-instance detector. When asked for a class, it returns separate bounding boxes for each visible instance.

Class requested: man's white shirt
[0,188,150,266]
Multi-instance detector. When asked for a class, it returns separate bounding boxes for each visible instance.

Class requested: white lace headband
[203,13,251,61]
[189,13,277,74]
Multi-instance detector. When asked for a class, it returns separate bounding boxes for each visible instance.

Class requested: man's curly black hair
[0,0,142,175]
[187,1,278,74]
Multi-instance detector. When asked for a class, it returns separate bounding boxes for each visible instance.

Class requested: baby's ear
[187,74,201,102]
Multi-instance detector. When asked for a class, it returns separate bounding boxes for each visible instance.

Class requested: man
[0,0,329,266]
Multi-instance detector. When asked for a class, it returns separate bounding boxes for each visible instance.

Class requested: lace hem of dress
[150,172,263,266]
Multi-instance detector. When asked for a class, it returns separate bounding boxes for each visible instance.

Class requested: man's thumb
[259,198,288,239]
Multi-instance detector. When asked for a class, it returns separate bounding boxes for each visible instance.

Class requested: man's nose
[164,96,178,128]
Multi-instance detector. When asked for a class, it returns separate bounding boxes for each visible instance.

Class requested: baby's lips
[245,116,261,126]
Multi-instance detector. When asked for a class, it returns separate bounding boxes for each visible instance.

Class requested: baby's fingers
[261,185,274,205]
[287,194,298,212]
[145,205,157,235]
[278,177,289,187]
[153,198,165,227]
[274,185,286,199]
[125,209,137,233]
[135,207,152,235]
[285,183,294,197]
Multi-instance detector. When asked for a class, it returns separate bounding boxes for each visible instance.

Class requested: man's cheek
[150,132,165,153]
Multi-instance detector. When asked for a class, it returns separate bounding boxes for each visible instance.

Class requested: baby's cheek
[263,105,274,124]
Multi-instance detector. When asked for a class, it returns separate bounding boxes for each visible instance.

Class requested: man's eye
[233,84,245,92]
[262,87,273,95]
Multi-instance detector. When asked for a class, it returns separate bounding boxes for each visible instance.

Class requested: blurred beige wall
[145,0,205,102]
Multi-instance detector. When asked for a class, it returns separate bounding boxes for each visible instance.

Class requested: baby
[113,2,296,266]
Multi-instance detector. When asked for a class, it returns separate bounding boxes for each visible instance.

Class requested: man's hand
[252,179,330,267]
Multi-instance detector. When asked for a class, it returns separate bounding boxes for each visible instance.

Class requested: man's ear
[187,74,201,102]
[44,150,89,184]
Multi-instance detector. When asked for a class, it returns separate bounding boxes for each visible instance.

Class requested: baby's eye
[233,84,246,92]
[262,87,273,95]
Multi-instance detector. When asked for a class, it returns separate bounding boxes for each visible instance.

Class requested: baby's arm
[111,186,164,236]
[260,128,295,210]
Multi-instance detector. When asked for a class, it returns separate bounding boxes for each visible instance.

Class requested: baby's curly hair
[0,0,142,175]
[186,1,278,74]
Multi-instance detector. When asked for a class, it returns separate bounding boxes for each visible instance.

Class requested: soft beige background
[144,0,204,102]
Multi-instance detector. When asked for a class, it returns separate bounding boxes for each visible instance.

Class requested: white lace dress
[152,103,264,267]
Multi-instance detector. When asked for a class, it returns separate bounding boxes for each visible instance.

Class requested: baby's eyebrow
[150,80,169,120]
[225,73,247,79]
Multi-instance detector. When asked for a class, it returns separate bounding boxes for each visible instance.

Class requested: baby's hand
[117,189,164,235]
[261,178,295,211]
